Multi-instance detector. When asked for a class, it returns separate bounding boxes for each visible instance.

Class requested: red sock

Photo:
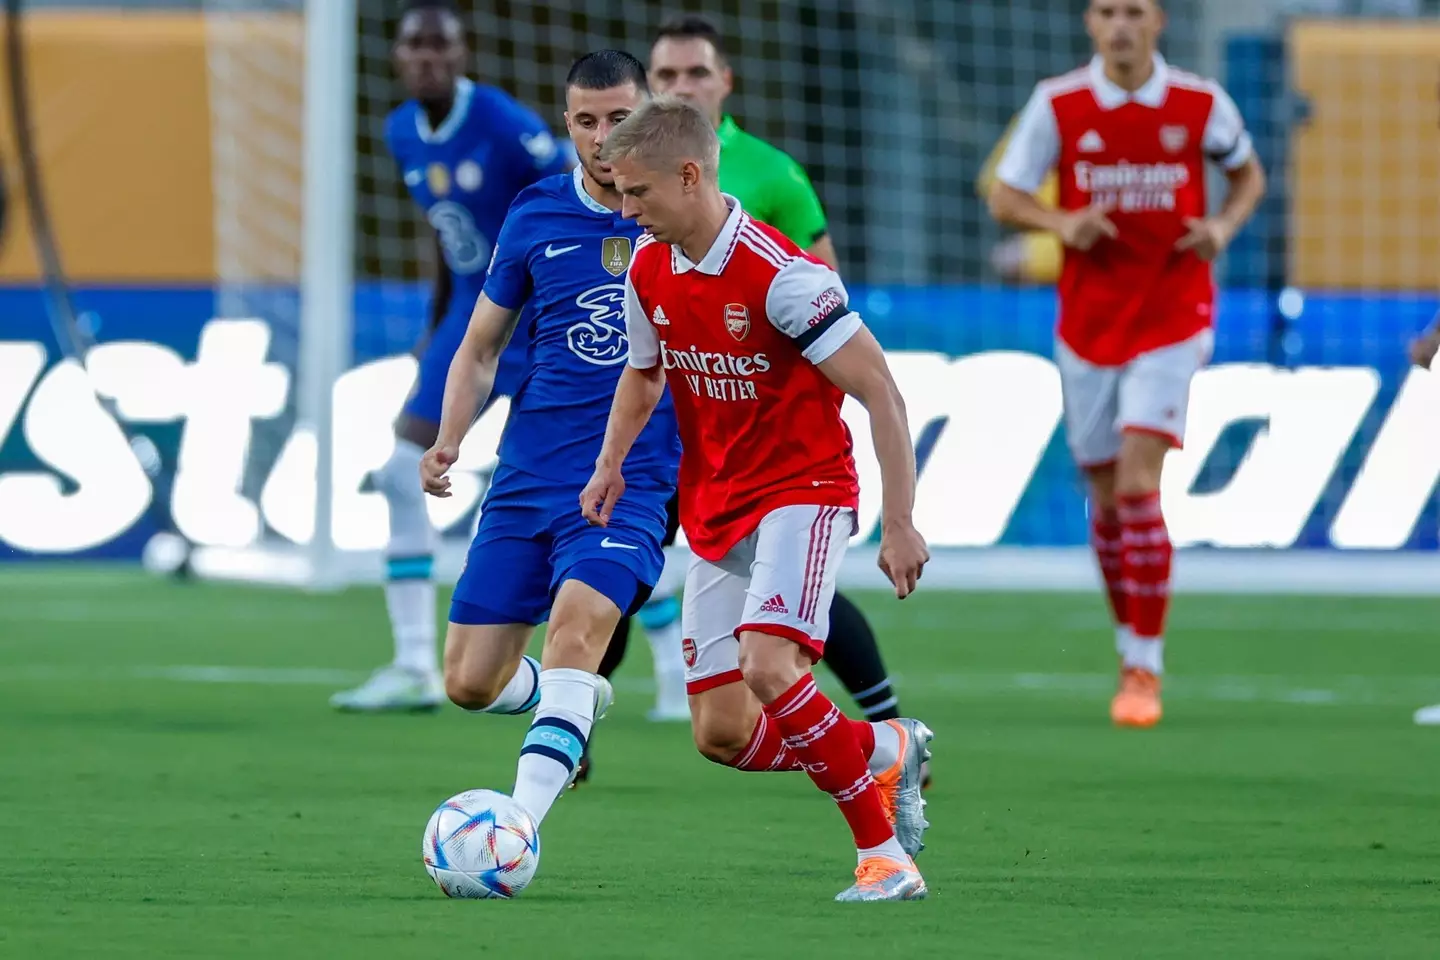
[729,713,802,771]
[730,711,877,772]
[763,674,894,849]
[1090,508,1128,627]
[1118,491,1172,641]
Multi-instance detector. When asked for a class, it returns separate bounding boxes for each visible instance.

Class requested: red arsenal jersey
[625,198,861,561]
[996,54,1254,365]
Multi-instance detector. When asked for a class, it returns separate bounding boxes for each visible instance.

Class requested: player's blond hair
[599,95,719,181]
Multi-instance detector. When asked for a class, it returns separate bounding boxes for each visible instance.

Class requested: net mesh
[198,0,1439,571]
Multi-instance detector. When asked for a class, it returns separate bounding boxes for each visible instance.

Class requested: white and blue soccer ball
[422,789,541,899]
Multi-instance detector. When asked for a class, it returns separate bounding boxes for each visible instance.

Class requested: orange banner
[0,12,225,283]
[1289,20,1440,291]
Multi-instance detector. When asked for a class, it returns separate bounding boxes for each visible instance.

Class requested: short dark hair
[566,49,650,93]
[401,0,459,16]
[655,14,727,62]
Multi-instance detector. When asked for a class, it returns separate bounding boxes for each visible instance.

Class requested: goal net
[190,0,1440,592]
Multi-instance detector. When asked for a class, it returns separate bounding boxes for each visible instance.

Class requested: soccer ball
[422,789,541,899]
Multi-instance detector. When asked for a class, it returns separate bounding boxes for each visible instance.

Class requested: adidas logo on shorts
[759,594,788,615]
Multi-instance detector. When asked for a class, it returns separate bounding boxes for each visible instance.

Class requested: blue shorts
[402,309,528,423]
[449,463,672,627]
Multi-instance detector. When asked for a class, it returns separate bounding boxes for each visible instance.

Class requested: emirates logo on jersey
[1073,161,1190,213]
[724,303,751,341]
[1160,125,1189,153]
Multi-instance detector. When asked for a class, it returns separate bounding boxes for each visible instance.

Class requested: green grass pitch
[2,568,1438,958]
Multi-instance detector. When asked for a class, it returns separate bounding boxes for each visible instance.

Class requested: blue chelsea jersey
[385,78,573,321]
[483,168,681,488]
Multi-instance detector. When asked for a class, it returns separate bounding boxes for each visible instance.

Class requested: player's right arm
[987,84,1117,252]
[421,207,532,497]
[420,294,521,497]
[581,270,666,527]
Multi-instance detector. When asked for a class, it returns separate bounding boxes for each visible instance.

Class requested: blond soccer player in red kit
[579,96,932,902]
[988,0,1266,728]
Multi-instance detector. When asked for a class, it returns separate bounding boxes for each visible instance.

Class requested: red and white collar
[1088,52,1169,110]
[672,193,745,275]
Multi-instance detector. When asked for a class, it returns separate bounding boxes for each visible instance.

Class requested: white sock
[1122,634,1165,675]
[866,720,901,776]
[512,668,598,825]
[380,438,437,675]
[473,655,541,715]
[1115,625,1132,659]
[645,617,688,714]
[386,581,437,675]
[857,836,909,865]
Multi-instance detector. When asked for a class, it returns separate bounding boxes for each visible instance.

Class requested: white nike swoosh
[544,243,581,258]
[600,537,638,550]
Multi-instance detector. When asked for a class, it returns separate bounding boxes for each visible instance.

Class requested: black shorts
[662,493,681,548]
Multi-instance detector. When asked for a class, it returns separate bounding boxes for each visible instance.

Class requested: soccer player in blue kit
[419,51,679,828]
[332,0,572,713]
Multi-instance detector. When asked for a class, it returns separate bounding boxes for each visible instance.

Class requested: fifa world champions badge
[601,237,632,277]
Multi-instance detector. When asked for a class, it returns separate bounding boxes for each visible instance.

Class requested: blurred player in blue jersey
[418,51,679,828]
[331,0,572,713]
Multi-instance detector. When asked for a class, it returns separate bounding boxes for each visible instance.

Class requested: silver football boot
[873,718,934,859]
[834,857,928,902]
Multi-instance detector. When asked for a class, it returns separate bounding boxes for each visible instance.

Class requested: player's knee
[737,633,808,704]
[544,620,610,670]
[1115,441,1167,497]
[444,669,505,711]
[1085,461,1118,511]
[691,714,749,765]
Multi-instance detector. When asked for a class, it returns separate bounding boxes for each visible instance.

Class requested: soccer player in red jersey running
[988,0,1265,729]
[579,96,931,902]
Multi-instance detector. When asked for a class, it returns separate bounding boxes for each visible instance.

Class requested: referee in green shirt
[650,17,839,270]
[592,16,913,781]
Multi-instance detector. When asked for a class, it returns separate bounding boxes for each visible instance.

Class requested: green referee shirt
[716,115,829,249]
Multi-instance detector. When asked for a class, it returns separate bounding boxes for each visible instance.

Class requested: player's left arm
[770,156,838,269]
[767,261,928,598]
[1176,85,1267,260]
[582,270,666,527]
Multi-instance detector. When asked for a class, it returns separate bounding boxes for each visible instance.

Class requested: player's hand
[420,443,459,498]
[1058,202,1118,252]
[877,519,929,600]
[1174,217,1233,261]
[1409,327,1440,369]
[580,463,625,527]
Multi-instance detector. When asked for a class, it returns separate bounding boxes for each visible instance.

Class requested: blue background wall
[2,282,1434,560]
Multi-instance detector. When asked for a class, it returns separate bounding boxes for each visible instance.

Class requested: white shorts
[680,504,855,694]
[1055,328,1213,467]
